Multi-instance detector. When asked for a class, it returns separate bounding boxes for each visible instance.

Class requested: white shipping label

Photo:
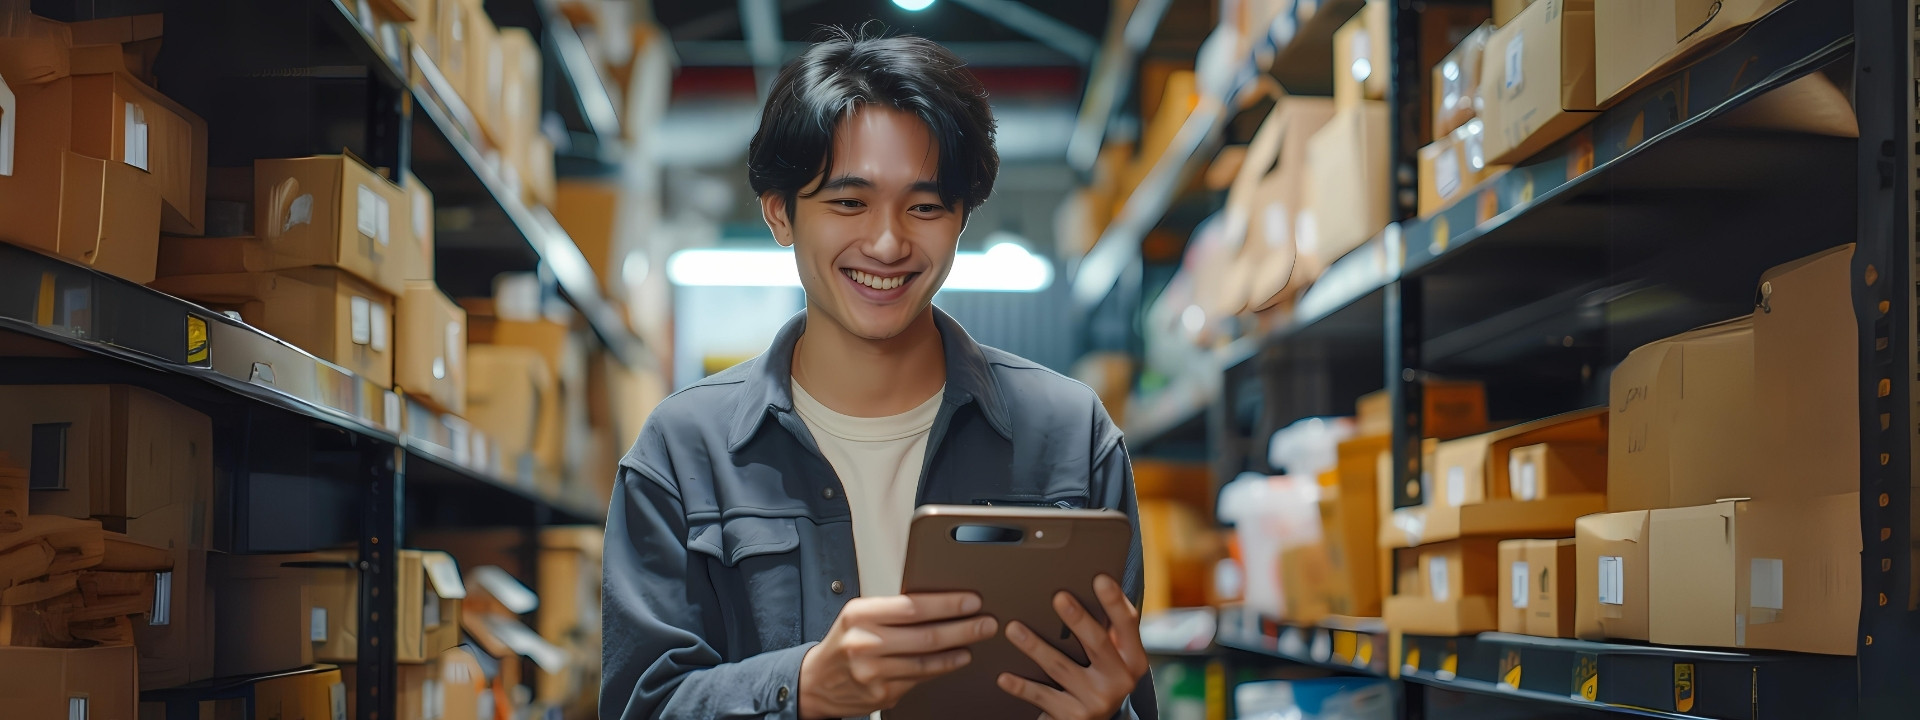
[424,678,443,720]
[1751,558,1785,611]
[150,571,172,625]
[1435,149,1462,200]
[1349,29,1372,82]
[350,296,372,346]
[311,607,329,642]
[1445,466,1466,505]
[384,392,402,433]
[1,73,17,176]
[370,302,390,352]
[1598,556,1625,605]
[1511,455,1539,500]
[1511,561,1530,609]
[357,185,391,245]
[413,188,431,239]
[68,697,86,720]
[1504,35,1525,94]
[1427,556,1451,602]
[330,681,347,720]
[123,102,149,171]
[424,586,442,628]
[1441,60,1464,110]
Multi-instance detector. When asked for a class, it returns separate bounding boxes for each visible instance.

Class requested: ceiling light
[667,242,1053,293]
[894,0,936,10]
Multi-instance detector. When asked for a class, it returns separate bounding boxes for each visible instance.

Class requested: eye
[910,203,946,215]
[831,199,866,209]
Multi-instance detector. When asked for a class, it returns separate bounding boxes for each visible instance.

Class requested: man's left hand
[996,574,1149,720]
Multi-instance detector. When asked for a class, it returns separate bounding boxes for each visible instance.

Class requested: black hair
[747,26,999,219]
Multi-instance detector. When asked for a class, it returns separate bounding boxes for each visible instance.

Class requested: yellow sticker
[1573,654,1599,701]
[1332,631,1357,664]
[1355,637,1373,667]
[1518,176,1536,205]
[1500,649,1522,689]
[1439,650,1458,679]
[186,315,210,366]
[1405,646,1421,673]
[1674,663,1695,713]
[1582,674,1599,701]
[36,272,55,326]
[1430,216,1450,255]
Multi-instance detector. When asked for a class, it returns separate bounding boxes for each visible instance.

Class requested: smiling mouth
[843,269,918,291]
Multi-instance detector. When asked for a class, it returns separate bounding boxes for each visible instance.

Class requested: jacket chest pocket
[688,515,804,656]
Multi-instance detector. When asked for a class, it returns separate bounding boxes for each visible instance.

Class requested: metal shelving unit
[1129,0,1916,717]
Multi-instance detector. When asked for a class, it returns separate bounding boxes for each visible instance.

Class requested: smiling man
[602,29,1156,720]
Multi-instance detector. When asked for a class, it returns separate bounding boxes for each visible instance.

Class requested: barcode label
[1427,556,1451,602]
[370,302,390,352]
[1504,35,1524,94]
[1511,561,1530,609]
[150,571,172,625]
[1751,558,1785,610]
[1445,466,1466,505]
[311,606,329,642]
[1598,556,1624,605]
[1436,149,1462,200]
[68,697,87,720]
[1511,455,1539,500]
[357,185,390,245]
[350,296,372,345]
[123,102,149,170]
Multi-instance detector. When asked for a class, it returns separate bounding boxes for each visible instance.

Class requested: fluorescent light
[894,0,936,10]
[667,241,1052,293]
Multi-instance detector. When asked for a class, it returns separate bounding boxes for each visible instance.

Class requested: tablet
[886,504,1132,720]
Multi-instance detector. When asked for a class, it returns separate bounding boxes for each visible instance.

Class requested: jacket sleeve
[1090,405,1161,720]
[601,428,815,720]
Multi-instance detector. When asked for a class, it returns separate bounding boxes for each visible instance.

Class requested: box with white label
[1383,538,1500,636]
[397,281,468,415]
[1575,510,1650,642]
[1499,538,1577,637]
[1476,0,1598,164]
[1648,494,1860,655]
[149,267,397,387]
[252,154,410,296]
[1430,407,1605,508]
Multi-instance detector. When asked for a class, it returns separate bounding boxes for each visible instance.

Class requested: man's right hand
[797,592,998,719]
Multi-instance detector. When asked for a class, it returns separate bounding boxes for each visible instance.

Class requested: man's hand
[798,592,999,719]
[996,575,1149,720]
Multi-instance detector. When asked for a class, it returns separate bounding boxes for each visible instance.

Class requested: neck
[792,307,946,417]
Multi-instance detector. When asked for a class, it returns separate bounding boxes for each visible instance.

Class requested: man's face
[762,105,963,341]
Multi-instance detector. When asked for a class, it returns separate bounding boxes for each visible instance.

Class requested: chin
[839,305,922,341]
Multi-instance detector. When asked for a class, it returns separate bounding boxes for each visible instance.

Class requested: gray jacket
[602,309,1157,720]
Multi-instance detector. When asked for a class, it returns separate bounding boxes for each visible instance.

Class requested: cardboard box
[416,551,466,663]
[554,180,623,295]
[1607,317,1755,512]
[1499,539,1576,637]
[253,154,409,296]
[1506,440,1604,501]
[1649,494,1860,655]
[1575,510,1651,642]
[1301,101,1390,276]
[149,268,396,387]
[440,647,486,720]
[1752,245,1857,501]
[1478,0,1598,165]
[401,171,434,282]
[523,133,556,209]
[0,384,212,523]
[1494,0,1536,24]
[144,666,345,720]
[1595,0,1790,106]
[1431,408,1604,508]
[462,9,500,142]
[397,282,467,415]
[1229,97,1336,314]
[210,554,320,677]
[466,345,555,479]
[1416,119,1503,216]
[494,27,540,149]
[1321,437,1387,617]
[1381,493,1603,549]
[1383,539,1501,636]
[0,645,137,720]
[1355,380,1488,440]
[67,70,205,237]
[1332,0,1388,110]
[369,0,422,22]
[0,13,73,85]
[433,0,481,112]
[224,549,464,667]
[1432,25,1492,138]
[536,527,602,706]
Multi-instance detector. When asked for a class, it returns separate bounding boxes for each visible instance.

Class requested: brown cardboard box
[150,268,396,387]
[236,549,463,666]
[1594,0,1790,107]
[1505,440,1605,501]
[0,645,137,720]
[369,0,422,21]
[0,13,74,84]
[1752,245,1857,501]
[396,282,467,415]
[466,345,555,477]
[340,661,437,720]
[1356,380,1488,440]
[1575,510,1651,642]
[210,554,318,677]
[1430,408,1604,507]
[1478,0,1598,165]
[523,134,557,210]
[400,171,434,282]
[1381,493,1603,549]
[554,180,623,294]
[1231,97,1337,314]
[433,0,482,113]
[1499,539,1577,637]
[1302,101,1390,276]
[417,551,466,664]
[1321,437,1387,617]
[1649,494,1860,655]
[253,155,409,296]
[158,667,345,720]
[1416,119,1503,216]
[440,647,486,720]
[1432,25,1492,138]
[536,527,603,707]
[65,70,205,237]
[1383,539,1501,636]
[1139,500,1217,615]
[1607,317,1755,512]
[493,27,541,151]
[0,384,211,523]
[462,9,500,142]
[1332,0,1388,110]
[1494,0,1536,24]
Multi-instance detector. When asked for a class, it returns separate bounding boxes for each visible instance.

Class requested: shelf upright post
[1854,0,1918,715]
[365,61,412,183]
[1387,0,1422,223]
[1385,0,1425,516]
[356,438,404,720]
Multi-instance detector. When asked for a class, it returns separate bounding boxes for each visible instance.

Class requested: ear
[759,191,795,248]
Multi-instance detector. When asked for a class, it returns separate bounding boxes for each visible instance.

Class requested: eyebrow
[814,175,944,197]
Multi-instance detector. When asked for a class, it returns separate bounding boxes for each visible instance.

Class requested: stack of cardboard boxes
[409,0,556,212]
[536,527,605,718]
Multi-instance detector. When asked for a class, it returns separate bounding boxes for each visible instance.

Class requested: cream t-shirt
[791,380,943,598]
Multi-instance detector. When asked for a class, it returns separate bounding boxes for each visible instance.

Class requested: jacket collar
[725,307,1012,452]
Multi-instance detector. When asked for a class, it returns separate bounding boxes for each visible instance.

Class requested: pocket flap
[687,516,800,566]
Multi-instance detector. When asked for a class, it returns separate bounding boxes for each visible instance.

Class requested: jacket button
[822,487,837,500]
[831,580,845,594]
[778,685,790,703]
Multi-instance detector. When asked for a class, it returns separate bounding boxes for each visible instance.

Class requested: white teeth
[846,270,906,291]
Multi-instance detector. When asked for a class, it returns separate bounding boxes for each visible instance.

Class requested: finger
[1006,621,1096,699]
[876,614,999,655]
[859,592,984,625]
[997,672,1083,720]
[1054,590,1121,671]
[1094,575,1150,678]
[875,648,973,680]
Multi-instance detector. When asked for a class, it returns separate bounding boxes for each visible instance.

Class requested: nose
[863,212,910,265]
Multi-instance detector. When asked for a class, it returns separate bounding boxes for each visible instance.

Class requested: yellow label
[1500,649,1522,689]
[1332,631,1357,664]
[1518,176,1536,205]
[1574,654,1599,701]
[1674,663,1695,712]
[187,315,210,365]
[1405,646,1421,672]
[36,273,55,326]
[1439,651,1458,678]
[1431,217,1450,255]
[1355,637,1373,667]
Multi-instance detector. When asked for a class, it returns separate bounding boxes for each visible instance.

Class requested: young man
[603,30,1156,720]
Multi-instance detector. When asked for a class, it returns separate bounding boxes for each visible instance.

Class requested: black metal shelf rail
[1194,0,1920,716]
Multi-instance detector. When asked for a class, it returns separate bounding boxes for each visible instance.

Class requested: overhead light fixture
[668,241,1053,293]
[894,0,936,10]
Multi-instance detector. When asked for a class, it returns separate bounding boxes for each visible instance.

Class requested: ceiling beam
[738,0,784,100]
[673,40,1082,68]
[944,0,1097,66]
